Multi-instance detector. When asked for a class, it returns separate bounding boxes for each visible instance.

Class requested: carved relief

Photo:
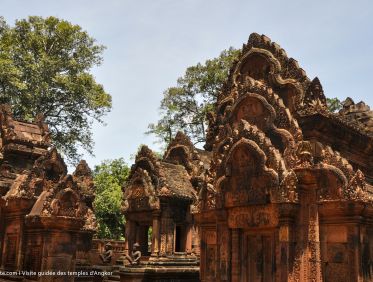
[163,131,202,174]
[123,168,160,212]
[276,170,298,202]
[304,77,327,107]
[4,234,17,268]
[195,32,373,282]
[217,133,279,207]
[73,160,95,207]
[232,95,274,131]
[33,148,67,181]
[206,245,217,280]
[228,206,278,228]
[346,169,369,201]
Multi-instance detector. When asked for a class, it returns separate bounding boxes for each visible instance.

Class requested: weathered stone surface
[121,142,201,280]
[0,106,97,281]
[2,32,373,282]
[195,33,373,282]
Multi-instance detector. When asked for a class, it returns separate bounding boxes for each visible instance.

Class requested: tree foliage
[93,158,129,239]
[0,16,111,163]
[147,48,241,147]
[326,97,342,112]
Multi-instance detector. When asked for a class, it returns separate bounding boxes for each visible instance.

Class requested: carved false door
[242,232,275,282]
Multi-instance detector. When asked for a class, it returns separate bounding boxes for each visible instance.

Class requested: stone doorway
[174,225,187,253]
[241,232,275,282]
[135,224,152,256]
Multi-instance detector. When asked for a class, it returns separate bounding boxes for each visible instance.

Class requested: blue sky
[2,0,373,169]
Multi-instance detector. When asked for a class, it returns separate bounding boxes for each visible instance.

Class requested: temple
[0,106,97,281]
[2,32,373,282]
[120,135,207,280]
[192,33,373,282]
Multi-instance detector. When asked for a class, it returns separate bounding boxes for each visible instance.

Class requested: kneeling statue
[99,242,113,264]
[124,242,142,265]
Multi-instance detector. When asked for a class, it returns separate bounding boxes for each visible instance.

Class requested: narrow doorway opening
[147,226,152,254]
[175,225,186,252]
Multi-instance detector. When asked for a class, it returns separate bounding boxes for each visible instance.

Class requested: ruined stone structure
[0,105,97,281]
[120,135,209,280]
[192,33,373,282]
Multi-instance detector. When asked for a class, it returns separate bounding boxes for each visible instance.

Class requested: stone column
[151,211,161,256]
[217,224,230,282]
[298,183,322,282]
[348,225,362,282]
[192,226,200,256]
[16,214,28,271]
[308,201,322,281]
[0,206,4,268]
[231,228,240,282]
[216,210,229,282]
[125,220,136,253]
[278,204,297,282]
[186,224,193,254]
[135,224,141,244]
[279,224,290,282]
[320,225,327,282]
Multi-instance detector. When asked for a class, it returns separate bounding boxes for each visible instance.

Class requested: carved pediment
[238,52,273,83]
[230,93,275,131]
[27,174,88,225]
[197,33,373,216]
[43,175,86,217]
[33,148,67,182]
[73,160,95,207]
[220,138,279,207]
[130,145,160,187]
[231,44,305,114]
[123,168,160,212]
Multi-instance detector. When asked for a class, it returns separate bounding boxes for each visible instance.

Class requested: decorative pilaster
[185,224,193,254]
[231,228,240,282]
[151,211,161,256]
[307,203,322,282]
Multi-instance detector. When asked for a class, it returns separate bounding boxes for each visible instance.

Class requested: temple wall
[1,215,24,270]
[38,231,77,282]
[200,226,217,282]
[24,230,44,277]
[364,226,373,281]
[320,224,350,281]
[0,207,3,268]
[76,231,95,266]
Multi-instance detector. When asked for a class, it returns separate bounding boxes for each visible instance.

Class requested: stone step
[107,270,120,281]
[0,276,23,282]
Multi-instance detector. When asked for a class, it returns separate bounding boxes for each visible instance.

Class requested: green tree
[326,97,342,112]
[0,16,111,163]
[93,158,129,239]
[147,47,241,147]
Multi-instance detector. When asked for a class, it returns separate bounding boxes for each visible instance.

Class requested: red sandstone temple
[121,33,373,282]
[120,136,206,280]
[0,105,97,281]
[191,33,373,282]
[2,33,373,282]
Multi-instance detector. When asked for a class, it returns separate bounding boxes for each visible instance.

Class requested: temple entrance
[135,224,152,256]
[174,225,187,253]
[241,232,275,282]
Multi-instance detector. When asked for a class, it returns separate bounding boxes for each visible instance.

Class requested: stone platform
[119,256,200,282]
[119,265,199,282]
